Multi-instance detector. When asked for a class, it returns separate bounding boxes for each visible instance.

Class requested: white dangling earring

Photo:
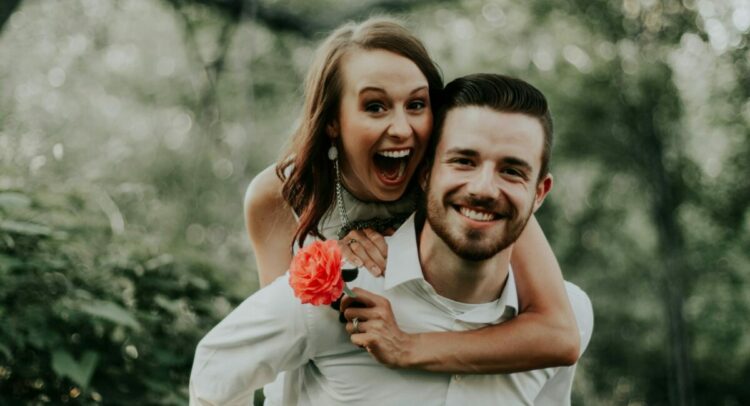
[328,144,338,161]
[329,142,350,229]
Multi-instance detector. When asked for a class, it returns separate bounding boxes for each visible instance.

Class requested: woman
[245,17,579,377]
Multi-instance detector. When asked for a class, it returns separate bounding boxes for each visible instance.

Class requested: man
[190,74,593,405]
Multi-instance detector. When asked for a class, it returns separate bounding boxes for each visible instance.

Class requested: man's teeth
[377,149,411,158]
[459,207,496,222]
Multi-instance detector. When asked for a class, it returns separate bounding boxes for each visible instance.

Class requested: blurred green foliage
[0,185,243,404]
[0,0,749,404]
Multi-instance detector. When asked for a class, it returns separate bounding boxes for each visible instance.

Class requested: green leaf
[0,253,23,271]
[0,220,53,236]
[154,295,181,315]
[0,343,12,361]
[0,192,31,209]
[51,350,99,389]
[78,301,142,331]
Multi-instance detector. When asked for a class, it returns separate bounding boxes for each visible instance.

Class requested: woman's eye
[451,158,474,166]
[408,100,426,110]
[364,102,386,113]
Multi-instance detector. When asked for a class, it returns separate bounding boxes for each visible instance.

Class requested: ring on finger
[352,317,360,334]
[346,238,358,247]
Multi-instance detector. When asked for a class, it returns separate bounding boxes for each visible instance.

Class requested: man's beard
[425,188,533,261]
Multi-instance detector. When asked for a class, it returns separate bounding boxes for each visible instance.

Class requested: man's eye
[503,168,524,177]
[365,102,386,113]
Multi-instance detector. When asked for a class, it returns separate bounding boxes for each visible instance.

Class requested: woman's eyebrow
[359,86,386,95]
[358,85,428,96]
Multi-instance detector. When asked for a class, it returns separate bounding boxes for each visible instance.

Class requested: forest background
[1,0,748,405]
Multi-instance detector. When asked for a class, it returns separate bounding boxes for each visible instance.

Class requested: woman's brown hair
[276,17,443,247]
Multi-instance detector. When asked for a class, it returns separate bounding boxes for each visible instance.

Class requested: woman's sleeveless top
[316,184,418,240]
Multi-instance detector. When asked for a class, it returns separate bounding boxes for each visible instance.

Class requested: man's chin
[451,245,503,261]
[442,232,514,262]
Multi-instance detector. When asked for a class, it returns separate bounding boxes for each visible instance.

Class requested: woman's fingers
[345,315,386,335]
[340,287,380,313]
[338,231,365,268]
[362,228,388,260]
[338,289,407,368]
[339,229,387,276]
[346,318,366,335]
[381,227,397,237]
[343,305,380,324]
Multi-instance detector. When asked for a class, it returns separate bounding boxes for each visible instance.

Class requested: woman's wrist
[395,333,441,370]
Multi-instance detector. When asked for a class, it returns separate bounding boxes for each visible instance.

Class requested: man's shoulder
[563,281,594,354]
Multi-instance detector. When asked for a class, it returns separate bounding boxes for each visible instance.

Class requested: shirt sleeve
[189,274,313,406]
[534,282,594,406]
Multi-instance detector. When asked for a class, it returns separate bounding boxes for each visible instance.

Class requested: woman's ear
[419,165,430,192]
[326,121,340,139]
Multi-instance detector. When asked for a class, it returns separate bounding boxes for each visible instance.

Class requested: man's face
[424,106,552,261]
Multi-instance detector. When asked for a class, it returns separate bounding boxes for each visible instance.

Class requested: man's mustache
[454,195,516,218]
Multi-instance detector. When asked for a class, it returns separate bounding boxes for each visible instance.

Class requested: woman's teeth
[459,207,496,222]
[377,149,411,158]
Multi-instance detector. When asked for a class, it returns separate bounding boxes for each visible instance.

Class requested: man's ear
[532,173,553,213]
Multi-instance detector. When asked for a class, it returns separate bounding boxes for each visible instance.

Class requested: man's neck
[418,221,511,304]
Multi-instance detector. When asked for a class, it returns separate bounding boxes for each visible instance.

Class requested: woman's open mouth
[373,148,412,185]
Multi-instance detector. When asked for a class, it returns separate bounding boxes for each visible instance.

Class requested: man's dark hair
[427,73,554,181]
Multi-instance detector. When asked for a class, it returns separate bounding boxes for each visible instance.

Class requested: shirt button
[453,375,461,382]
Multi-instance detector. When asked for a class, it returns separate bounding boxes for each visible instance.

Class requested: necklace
[333,169,417,239]
[333,156,351,229]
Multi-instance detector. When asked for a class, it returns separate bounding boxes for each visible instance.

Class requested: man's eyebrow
[444,148,479,157]
[445,149,533,171]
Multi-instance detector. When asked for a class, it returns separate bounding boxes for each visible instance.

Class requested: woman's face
[332,48,433,202]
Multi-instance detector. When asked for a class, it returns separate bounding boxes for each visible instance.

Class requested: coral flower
[289,240,344,305]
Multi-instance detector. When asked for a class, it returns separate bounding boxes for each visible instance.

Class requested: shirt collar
[383,214,519,322]
[455,267,518,324]
[383,214,425,290]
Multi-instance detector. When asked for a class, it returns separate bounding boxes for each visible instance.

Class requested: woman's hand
[337,229,389,277]
[340,288,415,368]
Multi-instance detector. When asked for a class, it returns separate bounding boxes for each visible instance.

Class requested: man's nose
[466,164,500,199]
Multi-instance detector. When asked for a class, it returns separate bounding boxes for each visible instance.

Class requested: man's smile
[452,204,509,224]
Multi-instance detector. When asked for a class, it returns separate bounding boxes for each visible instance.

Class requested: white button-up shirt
[190,215,594,405]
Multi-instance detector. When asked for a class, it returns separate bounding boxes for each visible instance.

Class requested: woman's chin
[371,176,411,201]
[344,170,413,202]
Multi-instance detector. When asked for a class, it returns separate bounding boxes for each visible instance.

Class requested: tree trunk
[0,0,23,35]
[647,130,694,406]
[655,208,693,406]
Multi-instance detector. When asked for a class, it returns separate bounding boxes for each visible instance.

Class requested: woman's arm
[244,165,297,287]
[245,165,393,286]
[343,216,581,373]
